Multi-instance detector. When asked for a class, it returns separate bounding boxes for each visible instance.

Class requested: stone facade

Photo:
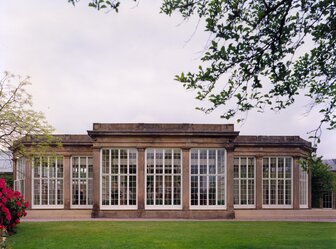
[13,123,315,219]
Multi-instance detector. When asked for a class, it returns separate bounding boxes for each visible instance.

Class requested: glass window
[299,166,308,208]
[71,156,93,207]
[32,156,64,208]
[146,149,181,208]
[323,192,333,209]
[101,149,137,209]
[234,157,255,207]
[14,158,26,197]
[262,157,292,207]
[190,149,226,209]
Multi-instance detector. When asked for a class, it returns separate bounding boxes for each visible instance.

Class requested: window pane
[80,157,87,178]
[110,176,118,205]
[191,176,198,206]
[173,150,181,174]
[49,179,56,205]
[270,158,276,178]
[164,175,172,205]
[234,179,239,205]
[72,157,79,178]
[200,176,207,205]
[285,158,292,178]
[234,157,255,206]
[191,150,198,175]
[146,149,181,207]
[199,150,207,174]
[120,150,128,174]
[102,175,110,205]
[156,150,163,174]
[147,175,154,205]
[57,157,63,178]
[173,176,181,205]
[129,175,136,205]
[102,150,110,174]
[248,158,254,178]
[32,156,64,207]
[155,175,163,205]
[49,157,56,178]
[120,175,128,205]
[209,175,216,205]
[111,149,118,174]
[209,150,216,174]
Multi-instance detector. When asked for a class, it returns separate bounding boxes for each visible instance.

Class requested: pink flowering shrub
[0,179,28,234]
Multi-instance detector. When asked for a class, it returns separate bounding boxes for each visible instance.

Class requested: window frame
[31,156,64,209]
[262,157,293,209]
[14,157,26,197]
[233,157,256,209]
[70,156,93,209]
[322,192,333,209]
[299,165,309,209]
[100,148,138,210]
[145,148,183,210]
[189,148,227,210]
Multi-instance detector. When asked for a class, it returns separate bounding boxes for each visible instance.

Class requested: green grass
[7,221,336,249]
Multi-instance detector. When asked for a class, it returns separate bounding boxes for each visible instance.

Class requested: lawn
[7,221,336,249]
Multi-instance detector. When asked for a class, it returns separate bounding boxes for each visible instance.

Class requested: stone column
[137,148,145,211]
[226,149,234,211]
[63,156,71,210]
[308,170,312,209]
[182,148,190,211]
[255,156,263,209]
[25,158,32,209]
[92,148,100,218]
[12,158,17,186]
[293,157,300,209]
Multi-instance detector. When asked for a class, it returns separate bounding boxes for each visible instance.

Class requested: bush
[0,178,28,234]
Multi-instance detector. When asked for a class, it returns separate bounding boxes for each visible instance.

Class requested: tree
[69,0,336,145]
[300,156,336,207]
[0,71,55,157]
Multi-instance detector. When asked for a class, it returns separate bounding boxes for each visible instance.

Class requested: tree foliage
[0,72,55,157]
[300,155,336,207]
[69,0,336,143]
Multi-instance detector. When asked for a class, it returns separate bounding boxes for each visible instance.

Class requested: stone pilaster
[63,156,71,209]
[293,157,300,209]
[182,148,190,211]
[25,158,32,209]
[137,148,145,211]
[91,148,100,218]
[255,156,263,209]
[226,149,234,211]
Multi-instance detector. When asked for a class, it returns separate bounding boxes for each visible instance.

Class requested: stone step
[235,209,336,219]
[22,210,92,220]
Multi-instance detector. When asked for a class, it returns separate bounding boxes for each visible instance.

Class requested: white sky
[1,1,335,158]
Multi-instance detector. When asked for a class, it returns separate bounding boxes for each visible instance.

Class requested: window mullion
[171,149,174,206]
[163,150,165,206]
[245,157,247,205]
[127,150,129,206]
[86,157,89,205]
[206,150,209,206]
[215,150,218,206]
[109,150,111,206]
[154,149,156,206]
[198,150,200,206]
[275,158,278,205]
[118,149,120,206]
[238,157,241,205]
[268,157,271,205]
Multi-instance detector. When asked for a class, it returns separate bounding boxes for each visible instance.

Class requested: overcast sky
[1,1,335,158]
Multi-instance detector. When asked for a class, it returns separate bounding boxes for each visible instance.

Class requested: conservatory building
[13,123,314,219]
